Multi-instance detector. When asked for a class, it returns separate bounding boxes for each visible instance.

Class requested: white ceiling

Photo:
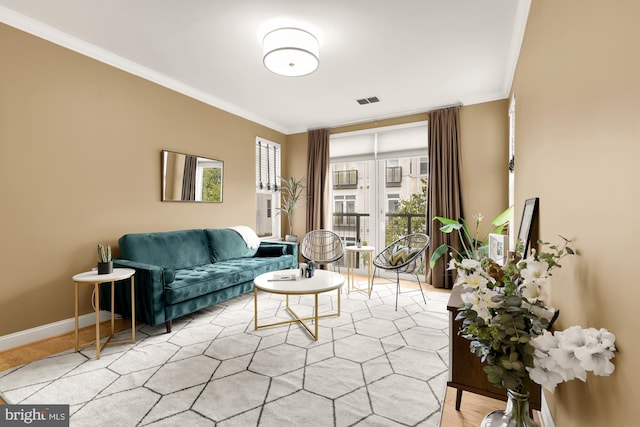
[0,0,530,135]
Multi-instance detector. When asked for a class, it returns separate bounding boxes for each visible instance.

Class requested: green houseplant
[429,206,513,268]
[276,176,307,242]
[97,244,113,275]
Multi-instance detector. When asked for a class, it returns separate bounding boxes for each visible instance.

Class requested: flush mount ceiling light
[263,27,319,77]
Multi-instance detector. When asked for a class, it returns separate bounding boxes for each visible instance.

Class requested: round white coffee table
[253,269,344,340]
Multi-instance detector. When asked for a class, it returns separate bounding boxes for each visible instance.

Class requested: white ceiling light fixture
[263,27,319,77]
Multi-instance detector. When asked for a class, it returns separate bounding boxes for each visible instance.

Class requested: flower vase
[481,389,539,427]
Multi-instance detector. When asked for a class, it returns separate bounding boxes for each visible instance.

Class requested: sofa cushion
[389,244,420,266]
[256,245,286,257]
[205,228,258,262]
[165,257,293,304]
[163,268,176,284]
[119,229,211,269]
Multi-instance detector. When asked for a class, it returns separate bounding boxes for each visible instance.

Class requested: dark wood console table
[447,285,541,411]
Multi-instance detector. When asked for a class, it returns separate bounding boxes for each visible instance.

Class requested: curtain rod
[429,102,463,112]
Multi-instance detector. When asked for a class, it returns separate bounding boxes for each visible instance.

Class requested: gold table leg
[254,288,342,340]
[95,282,101,359]
[74,282,79,352]
[74,276,136,359]
[130,276,135,343]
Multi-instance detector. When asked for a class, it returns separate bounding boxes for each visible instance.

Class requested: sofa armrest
[111,258,167,327]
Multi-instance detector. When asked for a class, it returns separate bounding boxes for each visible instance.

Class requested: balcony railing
[332,211,426,268]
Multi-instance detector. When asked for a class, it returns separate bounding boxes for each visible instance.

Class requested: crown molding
[0,6,290,135]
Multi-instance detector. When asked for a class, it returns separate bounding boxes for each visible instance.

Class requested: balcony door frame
[329,121,428,278]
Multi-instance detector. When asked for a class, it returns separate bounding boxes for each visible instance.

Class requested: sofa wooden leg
[165,320,172,333]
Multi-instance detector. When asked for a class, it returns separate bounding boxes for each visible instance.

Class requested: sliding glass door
[329,122,428,276]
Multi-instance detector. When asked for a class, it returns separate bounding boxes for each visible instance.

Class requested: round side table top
[345,245,375,252]
[254,269,344,295]
[73,268,135,283]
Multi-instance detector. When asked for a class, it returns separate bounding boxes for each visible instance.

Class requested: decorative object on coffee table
[306,260,316,277]
[97,244,113,274]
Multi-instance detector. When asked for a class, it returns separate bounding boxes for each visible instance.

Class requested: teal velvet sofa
[102,228,297,332]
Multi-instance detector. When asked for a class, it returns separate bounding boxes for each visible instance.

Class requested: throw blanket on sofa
[227,225,261,249]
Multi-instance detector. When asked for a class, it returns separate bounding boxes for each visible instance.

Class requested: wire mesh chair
[372,233,430,310]
[300,230,345,272]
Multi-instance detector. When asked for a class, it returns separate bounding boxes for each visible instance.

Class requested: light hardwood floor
[0,274,535,426]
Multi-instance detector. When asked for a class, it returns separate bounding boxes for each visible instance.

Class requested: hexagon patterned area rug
[0,282,450,426]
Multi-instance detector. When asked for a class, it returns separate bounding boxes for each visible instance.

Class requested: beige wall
[281,132,308,241]
[511,0,638,425]
[0,24,285,335]
[460,100,510,235]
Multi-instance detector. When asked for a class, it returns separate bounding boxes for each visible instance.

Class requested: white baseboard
[0,311,114,352]
[541,391,555,427]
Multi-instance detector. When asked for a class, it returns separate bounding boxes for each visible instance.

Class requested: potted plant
[429,206,513,268]
[97,244,113,274]
[276,176,307,242]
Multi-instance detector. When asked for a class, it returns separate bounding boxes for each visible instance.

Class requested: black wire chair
[300,230,345,272]
[372,233,430,310]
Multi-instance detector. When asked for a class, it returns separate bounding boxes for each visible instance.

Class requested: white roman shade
[330,121,428,162]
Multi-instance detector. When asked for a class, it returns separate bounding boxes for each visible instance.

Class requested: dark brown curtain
[306,128,330,232]
[426,106,463,289]
[181,155,197,201]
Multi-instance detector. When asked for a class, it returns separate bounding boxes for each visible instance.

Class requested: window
[386,166,402,187]
[419,157,428,175]
[255,137,281,238]
[387,193,400,213]
[329,121,428,258]
[334,195,356,226]
[333,169,358,189]
[195,160,223,202]
[508,94,516,250]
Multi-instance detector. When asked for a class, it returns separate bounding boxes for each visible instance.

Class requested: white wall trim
[0,311,113,352]
[541,391,555,427]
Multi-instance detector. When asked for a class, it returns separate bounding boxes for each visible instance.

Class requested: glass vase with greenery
[276,176,306,241]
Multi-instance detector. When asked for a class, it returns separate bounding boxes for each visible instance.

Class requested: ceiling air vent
[356,96,380,105]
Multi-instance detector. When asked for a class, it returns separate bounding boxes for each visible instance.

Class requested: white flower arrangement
[447,235,617,393]
[528,326,617,392]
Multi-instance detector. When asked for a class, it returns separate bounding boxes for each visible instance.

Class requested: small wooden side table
[345,246,375,296]
[73,268,136,359]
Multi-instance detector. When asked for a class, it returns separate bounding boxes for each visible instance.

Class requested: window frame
[256,137,281,239]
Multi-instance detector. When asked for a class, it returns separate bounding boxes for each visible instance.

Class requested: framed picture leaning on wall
[489,233,507,266]
[517,197,539,257]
